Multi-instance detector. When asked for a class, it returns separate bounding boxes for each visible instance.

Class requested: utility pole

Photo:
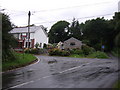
[27,11,31,48]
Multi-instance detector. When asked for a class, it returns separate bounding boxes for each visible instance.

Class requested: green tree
[113,12,120,47]
[2,13,17,61]
[82,18,110,51]
[69,18,82,40]
[49,20,70,43]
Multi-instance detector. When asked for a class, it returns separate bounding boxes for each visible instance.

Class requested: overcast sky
[0,0,119,29]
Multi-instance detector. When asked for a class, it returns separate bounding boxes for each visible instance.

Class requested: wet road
[2,55,119,89]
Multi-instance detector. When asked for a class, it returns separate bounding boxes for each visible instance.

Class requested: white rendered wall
[34,28,48,48]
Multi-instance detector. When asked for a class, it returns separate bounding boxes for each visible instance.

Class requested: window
[25,42,31,48]
[70,42,75,46]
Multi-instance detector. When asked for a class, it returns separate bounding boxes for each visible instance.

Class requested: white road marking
[59,63,91,74]
[8,62,91,89]
[10,80,34,88]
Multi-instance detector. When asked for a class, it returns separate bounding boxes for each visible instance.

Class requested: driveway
[2,55,119,89]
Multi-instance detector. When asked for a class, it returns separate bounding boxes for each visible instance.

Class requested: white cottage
[10,25,48,48]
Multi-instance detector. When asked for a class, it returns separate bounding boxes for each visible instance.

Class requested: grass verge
[68,51,109,59]
[87,51,109,59]
[2,52,37,71]
[69,54,84,58]
[111,48,120,58]
[113,80,120,89]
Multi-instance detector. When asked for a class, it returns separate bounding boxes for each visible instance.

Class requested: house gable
[63,37,82,50]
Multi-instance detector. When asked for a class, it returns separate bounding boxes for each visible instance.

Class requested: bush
[87,51,109,59]
[43,43,47,49]
[30,48,39,54]
[24,48,45,55]
[61,50,70,56]
[24,48,31,53]
[81,45,95,55]
[35,42,39,49]
[49,48,70,56]
[112,48,120,57]
[70,49,83,55]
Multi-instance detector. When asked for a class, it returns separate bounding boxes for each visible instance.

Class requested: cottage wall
[34,28,48,48]
[63,37,82,50]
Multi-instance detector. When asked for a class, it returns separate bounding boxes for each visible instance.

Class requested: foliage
[34,42,39,48]
[113,80,120,89]
[82,17,111,51]
[2,13,17,61]
[70,48,84,55]
[43,43,47,49]
[113,12,120,48]
[87,51,109,59]
[69,18,82,40]
[24,48,45,54]
[24,48,30,53]
[30,48,40,54]
[111,48,120,57]
[81,45,95,55]
[69,54,84,58]
[2,52,37,71]
[49,20,70,43]
[49,48,70,56]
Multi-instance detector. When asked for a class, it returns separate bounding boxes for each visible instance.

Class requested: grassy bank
[113,80,120,89]
[2,52,37,71]
[69,51,109,59]
[111,48,120,58]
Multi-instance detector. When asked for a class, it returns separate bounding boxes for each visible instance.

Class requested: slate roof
[64,37,82,43]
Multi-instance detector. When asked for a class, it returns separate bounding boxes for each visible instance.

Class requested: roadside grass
[113,80,120,89]
[111,48,120,58]
[87,51,109,59]
[68,51,109,59]
[2,52,37,71]
[69,54,84,58]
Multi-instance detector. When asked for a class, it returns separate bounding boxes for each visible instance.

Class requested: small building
[63,37,82,50]
[57,37,82,50]
[10,25,48,49]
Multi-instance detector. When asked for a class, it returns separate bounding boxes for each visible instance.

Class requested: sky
[0,0,120,30]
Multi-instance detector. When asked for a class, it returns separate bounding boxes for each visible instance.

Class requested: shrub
[112,48,120,57]
[70,49,83,55]
[30,48,39,54]
[87,51,109,59]
[24,48,31,53]
[43,43,47,49]
[35,42,39,49]
[61,50,70,56]
[24,48,42,54]
[49,48,70,56]
[81,45,95,55]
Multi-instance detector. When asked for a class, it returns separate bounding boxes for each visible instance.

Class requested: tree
[69,18,82,40]
[2,13,17,61]
[82,18,110,51]
[113,12,120,47]
[49,20,70,43]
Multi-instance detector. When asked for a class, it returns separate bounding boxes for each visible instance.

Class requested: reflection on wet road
[2,56,119,89]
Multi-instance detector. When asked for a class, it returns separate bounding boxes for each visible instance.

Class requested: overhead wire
[1,1,116,26]
[32,13,114,25]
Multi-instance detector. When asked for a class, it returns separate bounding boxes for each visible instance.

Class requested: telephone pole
[27,11,31,48]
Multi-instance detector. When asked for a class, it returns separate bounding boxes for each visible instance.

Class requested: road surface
[2,55,119,89]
